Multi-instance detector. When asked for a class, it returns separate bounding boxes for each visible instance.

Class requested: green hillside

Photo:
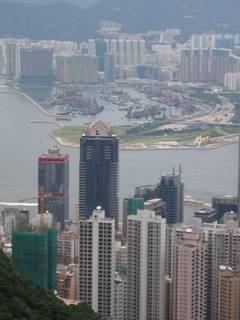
[0,250,101,320]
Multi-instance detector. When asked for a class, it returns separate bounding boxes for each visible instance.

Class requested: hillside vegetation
[0,250,101,320]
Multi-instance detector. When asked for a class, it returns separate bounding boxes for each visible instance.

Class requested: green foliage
[0,251,101,320]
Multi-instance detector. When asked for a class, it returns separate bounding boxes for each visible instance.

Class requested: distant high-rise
[127,210,166,320]
[0,207,29,235]
[105,38,145,66]
[79,120,119,224]
[19,48,54,84]
[95,39,107,72]
[6,40,19,80]
[212,196,238,221]
[38,146,69,229]
[12,214,57,290]
[172,229,208,320]
[55,54,98,84]
[181,48,240,84]
[104,53,115,82]
[156,169,184,224]
[78,207,115,320]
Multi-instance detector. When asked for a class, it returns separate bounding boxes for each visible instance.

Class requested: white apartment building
[224,72,240,90]
[78,207,115,320]
[127,210,166,320]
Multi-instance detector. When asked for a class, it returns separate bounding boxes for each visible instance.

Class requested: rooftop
[84,120,115,137]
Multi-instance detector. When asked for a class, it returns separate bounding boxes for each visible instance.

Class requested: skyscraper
[172,229,208,320]
[38,146,69,229]
[55,54,98,84]
[12,214,57,290]
[95,39,107,72]
[78,207,115,320]
[5,40,19,80]
[104,53,115,82]
[79,120,119,224]
[127,210,166,320]
[156,168,184,224]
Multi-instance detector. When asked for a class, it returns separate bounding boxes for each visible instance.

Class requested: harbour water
[0,83,238,221]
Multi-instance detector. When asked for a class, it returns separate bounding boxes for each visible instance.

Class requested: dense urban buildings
[79,120,119,224]
[2,25,240,320]
[0,208,29,236]
[38,147,69,229]
[57,230,79,265]
[127,210,166,320]
[181,48,240,84]
[78,207,115,320]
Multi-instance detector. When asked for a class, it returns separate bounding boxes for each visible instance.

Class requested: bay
[0,84,238,222]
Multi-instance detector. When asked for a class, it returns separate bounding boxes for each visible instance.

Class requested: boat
[55,116,71,121]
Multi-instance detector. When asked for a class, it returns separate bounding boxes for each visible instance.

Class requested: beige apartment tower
[172,229,208,320]
[127,210,166,320]
[217,266,240,320]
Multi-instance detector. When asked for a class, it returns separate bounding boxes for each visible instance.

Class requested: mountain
[0,250,101,320]
[0,0,240,41]
[3,0,99,9]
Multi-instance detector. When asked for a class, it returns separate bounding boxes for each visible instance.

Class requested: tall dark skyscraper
[156,168,184,224]
[79,120,119,224]
[38,147,69,229]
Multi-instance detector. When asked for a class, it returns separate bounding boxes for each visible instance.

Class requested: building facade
[172,229,208,320]
[217,266,240,320]
[38,146,69,229]
[55,54,98,84]
[79,120,119,224]
[12,220,57,290]
[156,171,184,224]
[78,207,115,320]
[19,48,54,84]
[127,210,166,320]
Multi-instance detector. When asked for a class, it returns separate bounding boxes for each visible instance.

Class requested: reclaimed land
[52,125,240,150]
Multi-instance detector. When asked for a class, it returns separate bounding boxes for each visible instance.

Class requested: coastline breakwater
[20,91,53,117]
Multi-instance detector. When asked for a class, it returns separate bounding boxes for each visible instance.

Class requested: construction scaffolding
[12,227,57,290]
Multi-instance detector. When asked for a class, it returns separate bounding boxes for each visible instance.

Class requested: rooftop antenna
[172,166,175,176]
[238,133,240,213]
[179,164,182,176]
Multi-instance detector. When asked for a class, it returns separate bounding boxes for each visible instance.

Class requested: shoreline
[50,132,238,151]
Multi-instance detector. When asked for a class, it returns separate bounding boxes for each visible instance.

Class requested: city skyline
[1,7,240,320]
